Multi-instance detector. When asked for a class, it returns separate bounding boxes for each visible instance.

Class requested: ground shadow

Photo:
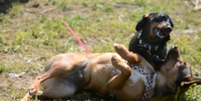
[35,91,116,101]
[0,0,29,14]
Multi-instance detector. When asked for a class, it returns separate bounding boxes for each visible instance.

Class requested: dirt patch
[0,52,16,60]
[0,75,34,100]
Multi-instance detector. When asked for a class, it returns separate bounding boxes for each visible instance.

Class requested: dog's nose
[173,46,178,49]
[166,26,172,32]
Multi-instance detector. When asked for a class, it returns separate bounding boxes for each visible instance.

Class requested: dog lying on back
[22,44,201,101]
[129,12,174,70]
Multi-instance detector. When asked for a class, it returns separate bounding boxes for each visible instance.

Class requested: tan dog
[22,44,201,101]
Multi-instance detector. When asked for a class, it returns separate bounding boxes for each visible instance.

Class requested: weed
[104,5,113,12]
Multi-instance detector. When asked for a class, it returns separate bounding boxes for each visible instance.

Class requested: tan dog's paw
[113,44,131,59]
[113,44,141,64]
[28,87,38,96]
[113,44,128,54]
[111,55,121,66]
[111,55,132,75]
[111,55,127,69]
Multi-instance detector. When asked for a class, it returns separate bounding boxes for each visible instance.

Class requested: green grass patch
[0,0,201,101]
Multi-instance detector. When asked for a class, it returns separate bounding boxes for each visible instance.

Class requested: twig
[191,0,196,5]
[40,8,54,14]
[195,0,201,10]
[185,1,194,9]
[191,67,200,77]
[190,0,201,10]
[99,2,138,8]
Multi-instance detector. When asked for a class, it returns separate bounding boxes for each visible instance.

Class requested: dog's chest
[111,66,148,86]
[128,69,147,86]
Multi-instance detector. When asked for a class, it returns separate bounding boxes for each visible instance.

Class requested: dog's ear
[135,14,149,31]
[180,77,201,87]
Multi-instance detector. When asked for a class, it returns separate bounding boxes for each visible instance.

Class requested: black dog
[129,12,174,70]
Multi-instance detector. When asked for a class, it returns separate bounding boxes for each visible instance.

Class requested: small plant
[104,5,113,12]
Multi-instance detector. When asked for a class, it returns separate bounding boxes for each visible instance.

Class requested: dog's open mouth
[153,28,165,39]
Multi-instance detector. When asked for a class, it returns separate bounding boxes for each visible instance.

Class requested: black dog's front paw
[152,55,165,70]
[152,55,161,62]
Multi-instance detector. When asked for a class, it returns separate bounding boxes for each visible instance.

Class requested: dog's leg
[35,88,75,99]
[113,44,142,64]
[21,92,31,101]
[28,69,55,96]
[36,78,77,98]
[107,55,132,89]
[23,62,75,100]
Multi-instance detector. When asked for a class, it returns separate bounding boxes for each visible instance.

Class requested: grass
[0,0,201,100]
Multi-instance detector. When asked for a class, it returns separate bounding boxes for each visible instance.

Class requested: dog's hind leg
[107,55,132,89]
[25,61,75,100]
[21,92,31,101]
[36,77,77,98]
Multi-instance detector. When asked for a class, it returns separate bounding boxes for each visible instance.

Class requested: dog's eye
[176,61,183,67]
[180,61,183,65]
[159,16,167,21]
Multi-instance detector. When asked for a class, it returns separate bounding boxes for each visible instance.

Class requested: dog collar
[137,33,158,55]
[127,62,157,101]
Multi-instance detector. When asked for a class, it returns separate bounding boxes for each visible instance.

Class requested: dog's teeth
[157,32,160,36]
[157,31,163,38]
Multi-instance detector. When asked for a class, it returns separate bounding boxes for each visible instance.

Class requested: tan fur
[144,14,149,18]
[22,45,201,101]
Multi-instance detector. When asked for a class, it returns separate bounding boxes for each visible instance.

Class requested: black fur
[129,12,174,70]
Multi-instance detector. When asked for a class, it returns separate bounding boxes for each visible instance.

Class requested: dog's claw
[29,89,32,96]
[28,88,38,96]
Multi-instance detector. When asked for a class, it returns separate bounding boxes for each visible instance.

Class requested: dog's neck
[137,32,159,55]
[148,72,177,100]
[140,29,161,44]
[128,63,157,101]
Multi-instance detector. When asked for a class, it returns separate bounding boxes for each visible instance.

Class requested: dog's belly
[113,69,147,101]
[83,53,122,96]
